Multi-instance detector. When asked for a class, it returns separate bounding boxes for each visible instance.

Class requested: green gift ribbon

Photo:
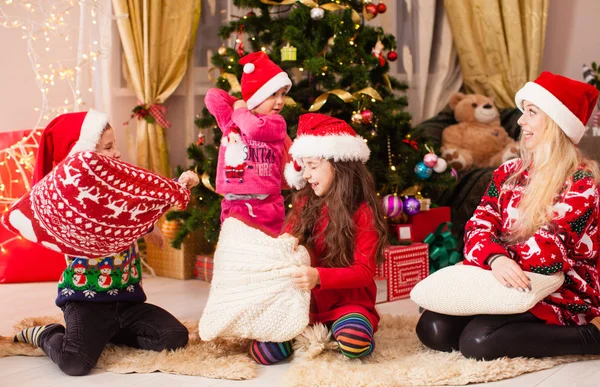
[424,222,461,273]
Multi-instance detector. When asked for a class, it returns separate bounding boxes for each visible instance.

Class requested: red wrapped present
[375,243,429,301]
[374,276,388,304]
[195,255,214,282]
[408,206,451,242]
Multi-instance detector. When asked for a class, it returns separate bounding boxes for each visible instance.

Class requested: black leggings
[416,310,600,360]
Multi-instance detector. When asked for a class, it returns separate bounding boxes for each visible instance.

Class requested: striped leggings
[249,312,375,365]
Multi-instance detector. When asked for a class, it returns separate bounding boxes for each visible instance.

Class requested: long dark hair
[284,161,388,267]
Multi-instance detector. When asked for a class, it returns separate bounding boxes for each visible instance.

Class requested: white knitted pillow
[410,264,564,316]
[199,217,311,342]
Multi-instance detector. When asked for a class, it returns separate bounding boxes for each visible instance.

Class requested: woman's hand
[489,255,531,292]
[144,227,164,248]
[233,100,247,110]
[293,266,319,291]
[178,171,199,189]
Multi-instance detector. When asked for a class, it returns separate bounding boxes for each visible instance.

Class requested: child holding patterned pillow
[13,110,199,376]
[205,51,292,236]
[248,113,389,365]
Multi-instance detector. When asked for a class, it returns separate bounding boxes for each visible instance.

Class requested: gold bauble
[351,112,363,124]
[218,45,227,56]
[160,220,182,240]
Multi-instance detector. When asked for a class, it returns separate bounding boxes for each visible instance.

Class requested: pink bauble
[361,109,374,124]
[382,194,403,218]
[423,153,438,168]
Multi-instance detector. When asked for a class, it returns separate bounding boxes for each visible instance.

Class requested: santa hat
[515,71,599,144]
[284,113,370,189]
[99,260,111,270]
[33,109,109,184]
[73,259,86,269]
[240,52,292,110]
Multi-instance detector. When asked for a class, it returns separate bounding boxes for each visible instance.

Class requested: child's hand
[233,100,247,110]
[278,233,298,251]
[293,266,320,291]
[178,171,199,189]
[144,227,164,248]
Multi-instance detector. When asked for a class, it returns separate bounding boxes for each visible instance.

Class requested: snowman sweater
[464,159,600,326]
[56,243,146,306]
[204,88,287,196]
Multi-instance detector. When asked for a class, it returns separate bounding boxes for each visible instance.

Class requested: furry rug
[1,314,598,385]
[1,314,256,380]
[285,314,600,386]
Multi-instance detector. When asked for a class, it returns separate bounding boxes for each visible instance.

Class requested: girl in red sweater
[248,113,388,365]
[417,72,600,360]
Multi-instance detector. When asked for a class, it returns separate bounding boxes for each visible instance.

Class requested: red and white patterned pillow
[1,151,190,257]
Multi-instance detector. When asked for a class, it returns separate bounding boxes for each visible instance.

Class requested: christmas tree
[168,0,454,249]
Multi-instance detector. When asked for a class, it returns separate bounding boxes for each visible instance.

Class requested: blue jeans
[39,301,188,376]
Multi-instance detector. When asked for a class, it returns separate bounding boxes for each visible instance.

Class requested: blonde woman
[417,72,600,360]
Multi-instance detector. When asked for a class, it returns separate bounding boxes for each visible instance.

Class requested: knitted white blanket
[199,217,311,342]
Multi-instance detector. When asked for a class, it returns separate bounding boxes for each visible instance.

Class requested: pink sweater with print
[204,88,287,195]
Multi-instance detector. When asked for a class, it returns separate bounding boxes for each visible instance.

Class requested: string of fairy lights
[0,0,109,253]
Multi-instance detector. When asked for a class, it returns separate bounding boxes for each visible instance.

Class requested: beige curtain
[397,0,463,124]
[444,0,548,108]
[112,0,201,176]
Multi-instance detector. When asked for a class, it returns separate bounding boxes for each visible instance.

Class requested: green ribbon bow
[424,222,461,273]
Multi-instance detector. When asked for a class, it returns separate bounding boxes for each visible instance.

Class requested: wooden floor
[0,276,597,387]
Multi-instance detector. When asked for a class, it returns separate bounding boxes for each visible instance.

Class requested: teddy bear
[441,92,519,171]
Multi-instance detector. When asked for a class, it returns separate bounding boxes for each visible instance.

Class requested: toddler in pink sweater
[205,52,292,236]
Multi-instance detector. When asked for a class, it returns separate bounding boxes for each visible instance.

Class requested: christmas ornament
[361,109,374,124]
[382,194,403,218]
[281,43,297,61]
[403,196,421,216]
[351,112,363,125]
[371,40,386,67]
[387,50,398,62]
[414,161,433,179]
[328,36,335,46]
[376,2,387,13]
[366,3,378,16]
[310,7,325,20]
[196,131,205,146]
[218,44,227,56]
[433,157,448,173]
[237,41,245,57]
[246,11,256,17]
[423,153,438,168]
[451,168,459,181]
[161,219,182,240]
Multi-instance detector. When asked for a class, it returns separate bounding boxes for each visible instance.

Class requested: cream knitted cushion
[410,264,565,316]
[199,217,311,342]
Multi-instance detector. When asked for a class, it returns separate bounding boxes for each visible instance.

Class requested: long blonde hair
[505,114,600,244]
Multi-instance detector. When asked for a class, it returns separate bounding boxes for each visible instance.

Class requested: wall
[541,0,600,80]
[0,5,87,132]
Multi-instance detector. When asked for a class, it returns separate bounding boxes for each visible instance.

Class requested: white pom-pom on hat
[284,160,306,190]
[243,63,255,74]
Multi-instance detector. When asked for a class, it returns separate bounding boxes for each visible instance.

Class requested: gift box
[424,222,461,273]
[375,243,429,301]
[408,206,451,242]
[374,277,388,304]
[195,255,214,282]
[395,224,412,242]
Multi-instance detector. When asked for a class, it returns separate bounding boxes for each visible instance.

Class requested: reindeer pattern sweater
[464,159,600,325]
[204,88,287,196]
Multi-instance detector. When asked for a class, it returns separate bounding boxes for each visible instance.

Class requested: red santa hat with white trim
[33,109,109,184]
[515,71,598,144]
[284,113,370,190]
[240,52,292,110]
